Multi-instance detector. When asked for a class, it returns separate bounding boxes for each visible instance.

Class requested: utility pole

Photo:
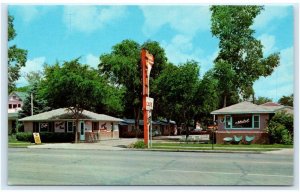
[31,93,33,116]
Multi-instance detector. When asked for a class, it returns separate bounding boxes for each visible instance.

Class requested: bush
[16,132,75,143]
[16,132,34,143]
[132,140,147,148]
[267,112,294,145]
[39,132,75,143]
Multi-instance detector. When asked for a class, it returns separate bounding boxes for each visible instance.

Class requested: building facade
[8,92,27,134]
[211,101,293,144]
[19,108,122,142]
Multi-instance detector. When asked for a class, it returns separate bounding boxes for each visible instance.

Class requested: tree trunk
[75,118,78,143]
[134,107,140,138]
[223,95,227,108]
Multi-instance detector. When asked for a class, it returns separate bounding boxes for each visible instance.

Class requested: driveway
[27,138,138,150]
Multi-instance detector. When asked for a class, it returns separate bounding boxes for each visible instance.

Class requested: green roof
[8,112,18,120]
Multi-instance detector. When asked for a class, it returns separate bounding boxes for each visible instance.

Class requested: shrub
[16,132,34,142]
[16,132,75,143]
[267,111,294,145]
[39,132,75,143]
[132,140,147,148]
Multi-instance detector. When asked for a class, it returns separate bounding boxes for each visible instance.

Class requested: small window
[39,122,49,132]
[8,104,12,109]
[253,115,260,128]
[18,104,21,108]
[92,122,99,131]
[67,121,74,132]
[13,104,17,108]
[225,115,231,129]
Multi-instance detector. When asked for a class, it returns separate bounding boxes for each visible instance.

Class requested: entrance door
[80,121,85,141]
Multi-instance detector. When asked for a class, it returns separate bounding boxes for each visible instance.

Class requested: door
[80,121,85,141]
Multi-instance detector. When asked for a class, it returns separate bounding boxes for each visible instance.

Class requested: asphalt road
[7,148,293,186]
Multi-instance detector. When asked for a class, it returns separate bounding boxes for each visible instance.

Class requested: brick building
[211,101,293,144]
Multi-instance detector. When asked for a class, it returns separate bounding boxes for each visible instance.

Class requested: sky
[8,5,294,102]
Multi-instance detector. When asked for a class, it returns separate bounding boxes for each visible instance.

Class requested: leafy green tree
[278,94,293,107]
[99,39,168,135]
[19,82,51,119]
[254,96,273,105]
[15,86,30,92]
[40,58,123,142]
[210,6,280,104]
[155,61,200,136]
[213,60,236,107]
[196,70,220,125]
[8,14,28,93]
[100,40,141,134]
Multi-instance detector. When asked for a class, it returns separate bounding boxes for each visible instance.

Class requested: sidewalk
[26,138,293,155]
[27,138,138,151]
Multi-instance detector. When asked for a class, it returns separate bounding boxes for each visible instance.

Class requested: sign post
[141,49,154,147]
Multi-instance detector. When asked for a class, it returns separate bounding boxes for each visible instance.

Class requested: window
[18,104,21,108]
[67,121,74,133]
[225,115,231,129]
[224,114,260,129]
[13,104,17,108]
[253,115,260,128]
[8,104,12,109]
[92,122,99,131]
[39,122,49,132]
[232,115,252,128]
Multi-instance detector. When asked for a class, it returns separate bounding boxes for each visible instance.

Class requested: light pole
[212,121,217,150]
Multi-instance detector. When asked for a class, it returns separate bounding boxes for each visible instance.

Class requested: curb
[126,148,263,154]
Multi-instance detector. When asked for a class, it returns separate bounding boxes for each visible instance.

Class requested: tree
[40,58,122,142]
[19,82,51,119]
[155,61,200,137]
[278,94,293,107]
[254,96,273,105]
[196,70,220,126]
[8,14,28,93]
[212,60,236,107]
[99,39,168,136]
[210,6,280,105]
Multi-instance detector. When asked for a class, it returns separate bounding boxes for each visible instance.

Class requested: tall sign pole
[141,49,154,147]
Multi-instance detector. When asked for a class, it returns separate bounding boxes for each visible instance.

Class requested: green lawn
[8,135,33,148]
[151,146,276,152]
[152,143,293,151]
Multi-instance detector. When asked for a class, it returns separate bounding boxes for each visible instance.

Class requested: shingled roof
[19,108,123,122]
[211,101,289,115]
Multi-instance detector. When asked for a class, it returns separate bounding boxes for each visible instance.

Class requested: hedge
[16,132,34,143]
[16,132,75,143]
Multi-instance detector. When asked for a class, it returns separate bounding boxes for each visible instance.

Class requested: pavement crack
[233,161,251,185]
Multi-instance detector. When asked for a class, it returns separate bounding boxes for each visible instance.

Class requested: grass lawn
[152,142,293,148]
[151,142,293,151]
[8,135,33,148]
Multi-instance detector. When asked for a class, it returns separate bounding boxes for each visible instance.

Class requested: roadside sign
[146,97,154,110]
[33,132,41,144]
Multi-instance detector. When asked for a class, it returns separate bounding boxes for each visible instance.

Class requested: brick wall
[24,122,33,132]
[216,131,269,144]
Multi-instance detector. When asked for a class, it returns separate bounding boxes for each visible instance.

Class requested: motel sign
[141,49,154,146]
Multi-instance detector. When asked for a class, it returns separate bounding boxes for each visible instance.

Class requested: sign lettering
[235,119,250,125]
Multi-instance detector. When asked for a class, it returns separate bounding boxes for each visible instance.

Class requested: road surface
[8,148,293,186]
